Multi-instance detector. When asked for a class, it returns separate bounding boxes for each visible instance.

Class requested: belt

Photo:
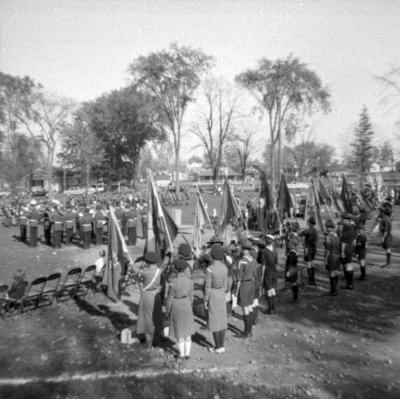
[241,279,254,282]
[174,296,187,299]
[82,224,91,226]
[55,221,62,224]
[146,287,158,291]
[211,286,223,289]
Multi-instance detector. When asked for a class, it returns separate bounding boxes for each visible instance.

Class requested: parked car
[31,186,47,197]
[63,187,87,196]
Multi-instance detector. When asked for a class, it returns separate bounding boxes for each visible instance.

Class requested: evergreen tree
[351,106,375,174]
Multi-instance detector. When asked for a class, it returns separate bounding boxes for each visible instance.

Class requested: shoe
[208,347,215,353]
[215,347,225,354]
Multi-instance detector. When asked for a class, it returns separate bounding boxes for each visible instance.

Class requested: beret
[210,244,224,261]
[144,251,160,264]
[175,258,189,272]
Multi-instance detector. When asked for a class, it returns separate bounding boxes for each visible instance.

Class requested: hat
[240,239,253,250]
[325,219,335,229]
[174,259,189,272]
[265,234,274,244]
[206,236,224,248]
[178,243,192,260]
[144,251,160,264]
[307,216,316,225]
[210,244,224,261]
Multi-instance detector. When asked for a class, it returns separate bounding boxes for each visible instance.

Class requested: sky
[1,0,399,161]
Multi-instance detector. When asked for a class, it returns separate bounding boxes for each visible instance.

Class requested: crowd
[128,195,394,359]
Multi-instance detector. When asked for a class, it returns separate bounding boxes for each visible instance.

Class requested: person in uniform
[300,216,319,285]
[141,204,148,240]
[27,201,40,248]
[114,205,126,237]
[285,223,300,303]
[339,212,356,289]
[18,206,28,243]
[93,205,106,245]
[324,219,341,296]
[166,259,195,360]
[204,244,228,354]
[261,234,279,314]
[64,206,76,245]
[125,205,138,246]
[379,206,393,268]
[131,251,164,349]
[236,239,258,338]
[52,206,64,249]
[355,223,368,280]
[42,206,52,246]
[80,208,93,249]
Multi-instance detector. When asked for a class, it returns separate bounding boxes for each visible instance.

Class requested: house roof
[25,168,55,179]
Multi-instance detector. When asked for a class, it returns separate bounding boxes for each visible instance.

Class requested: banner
[193,188,212,255]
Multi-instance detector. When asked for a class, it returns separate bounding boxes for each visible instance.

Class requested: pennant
[276,173,293,220]
[146,177,179,263]
[103,207,129,301]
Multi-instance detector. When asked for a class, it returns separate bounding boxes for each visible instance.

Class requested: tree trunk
[86,162,90,188]
[48,148,54,201]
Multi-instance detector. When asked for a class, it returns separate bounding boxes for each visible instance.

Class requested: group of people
[128,195,394,359]
[2,198,150,249]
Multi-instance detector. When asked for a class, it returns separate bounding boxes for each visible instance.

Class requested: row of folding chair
[0,265,98,317]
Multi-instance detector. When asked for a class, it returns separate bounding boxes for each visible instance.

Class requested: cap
[144,251,160,264]
[325,219,335,229]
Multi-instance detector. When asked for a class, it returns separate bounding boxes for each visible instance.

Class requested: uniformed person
[355,224,368,280]
[18,206,28,243]
[80,208,93,249]
[141,204,148,240]
[64,206,76,245]
[379,206,393,268]
[324,219,340,296]
[285,223,300,302]
[125,205,138,246]
[339,212,356,289]
[236,239,258,338]
[27,201,40,248]
[204,244,228,354]
[261,234,279,314]
[300,216,319,285]
[93,205,106,245]
[52,206,64,249]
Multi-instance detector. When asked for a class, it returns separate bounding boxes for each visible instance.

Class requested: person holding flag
[300,216,319,286]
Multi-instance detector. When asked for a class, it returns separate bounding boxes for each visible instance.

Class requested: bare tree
[190,77,239,189]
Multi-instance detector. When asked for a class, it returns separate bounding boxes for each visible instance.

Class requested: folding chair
[0,284,9,319]
[22,277,47,312]
[41,273,61,306]
[56,267,82,302]
[76,265,96,297]
[4,280,29,315]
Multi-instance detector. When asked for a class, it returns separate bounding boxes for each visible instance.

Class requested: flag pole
[196,184,216,235]
[148,171,174,254]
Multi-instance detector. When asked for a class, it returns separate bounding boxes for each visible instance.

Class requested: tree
[351,106,376,175]
[225,128,257,181]
[379,140,394,166]
[128,43,213,190]
[59,105,105,189]
[190,77,238,188]
[235,55,330,196]
[87,86,166,187]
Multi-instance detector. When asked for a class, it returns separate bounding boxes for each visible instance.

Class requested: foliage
[351,106,376,174]
[379,140,395,166]
[86,86,166,186]
[128,42,214,190]
[235,55,330,195]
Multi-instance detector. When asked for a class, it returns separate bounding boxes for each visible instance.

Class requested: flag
[102,207,130,301]
[146,177,179,263]
[217,179,243,244]
[259,171,273,210]
[327,175,344,214]
[340,174,353,214]
[193,189,212,255]
[276,173,293,220]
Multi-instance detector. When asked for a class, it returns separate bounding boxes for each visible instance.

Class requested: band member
[80,208,93,249]
[18,206,28,243]
[27,201,40,248]
[125,205,138,246]
[64,206,76,245]
[93,205,106,245]
[52,206,64,249]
